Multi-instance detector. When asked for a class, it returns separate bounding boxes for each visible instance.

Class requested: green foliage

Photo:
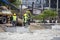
[12,0,22,7]
[43,10,57,18]
[33,14,45,20]
[33,9,57,20]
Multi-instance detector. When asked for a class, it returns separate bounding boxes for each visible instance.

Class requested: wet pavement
[0,29,60,40]
[0,24,60,40]
[4,26,30,33]
[52,37,60,40]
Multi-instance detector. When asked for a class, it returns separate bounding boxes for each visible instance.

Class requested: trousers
[12,21,16,27]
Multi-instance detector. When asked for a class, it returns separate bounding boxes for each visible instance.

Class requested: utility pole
[26,0,28,7]
[49,0,51,9]
[57,0,58,14]
[41,0,44,12]
[57,0,59,22]
[20,0,22,19]
[31,2,34,22]
[32,2,34,15]
[20,4,22,19]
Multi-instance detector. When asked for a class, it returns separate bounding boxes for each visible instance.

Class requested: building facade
[22,0,60,14]
[22,0,49,8]
[22,0,60,8]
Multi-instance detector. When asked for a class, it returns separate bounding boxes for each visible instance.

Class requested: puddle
[52,37,60,40]
[3,24,60,33]
[4,26,30,33]
[52,25,60,30]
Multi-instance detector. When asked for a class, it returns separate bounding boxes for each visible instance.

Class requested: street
[0,24,60,40]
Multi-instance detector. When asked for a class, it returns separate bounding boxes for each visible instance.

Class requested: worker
[23,10,31,26]
[26,10,31,25]
[12,13,17,27]
[23,12,29,26]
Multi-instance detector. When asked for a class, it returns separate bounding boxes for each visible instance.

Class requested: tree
[33,14,46,23]
[42,9,57,23]
[11,0,22,7]
[33,9,57,23]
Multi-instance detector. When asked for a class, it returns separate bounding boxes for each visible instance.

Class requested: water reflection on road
[2,24,60,40]
[4,26,30,33]
[4,24,60,33]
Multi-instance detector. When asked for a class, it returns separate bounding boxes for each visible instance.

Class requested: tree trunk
[49,17,52,23]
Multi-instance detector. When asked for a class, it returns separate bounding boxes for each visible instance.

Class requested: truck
[0,6,12,23]
[0,0,23,26]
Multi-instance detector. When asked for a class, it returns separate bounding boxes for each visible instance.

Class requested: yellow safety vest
[13,16,17,21]
[24,14,28,23]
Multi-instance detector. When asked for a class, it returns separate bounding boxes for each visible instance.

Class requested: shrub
[43,10,57,19]
[33,9,57,22]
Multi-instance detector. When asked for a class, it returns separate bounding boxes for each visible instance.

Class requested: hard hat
[13,13,16,16]
[24,13,27,16]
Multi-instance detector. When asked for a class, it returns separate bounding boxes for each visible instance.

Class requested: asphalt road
[4,26,30,33]
[0,24,60,40]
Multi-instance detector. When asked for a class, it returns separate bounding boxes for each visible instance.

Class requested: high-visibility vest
[23,13,28,23]
[13,16,17,21]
